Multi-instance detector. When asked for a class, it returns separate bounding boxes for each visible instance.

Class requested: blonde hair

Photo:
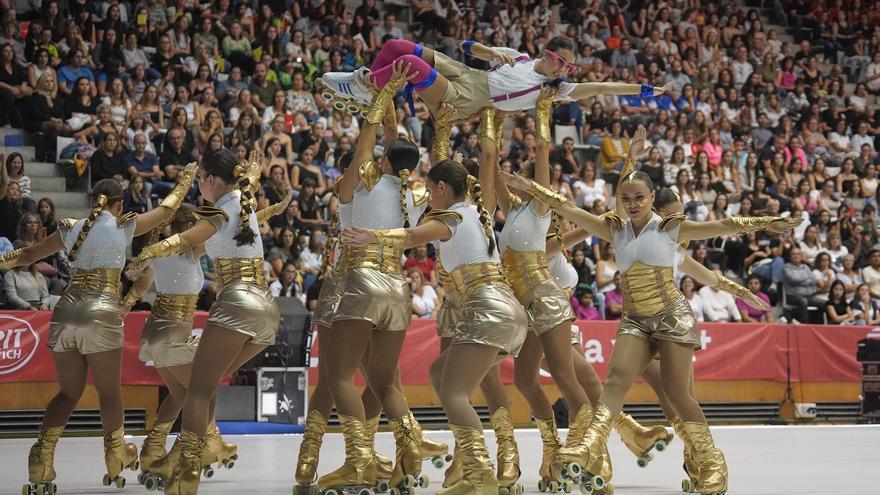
[36,69,58,97]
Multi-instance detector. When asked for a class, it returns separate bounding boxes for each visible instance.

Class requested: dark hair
[69,179,124,261]
[460,158,479,177]
[545,36,575,53]
[338,151,354,172]
[202,148,258,246]
[746,274,762,285]
[829,279,846,301]
[5,152,24,176]
[385,138,420,174]
[170,203,196,233]
[428,160,495,256]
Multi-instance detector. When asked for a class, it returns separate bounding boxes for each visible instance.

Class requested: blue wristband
[640,83,654,97]
[462,40,476,56]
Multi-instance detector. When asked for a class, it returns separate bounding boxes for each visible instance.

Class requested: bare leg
[640,360,678,421]
[324,320,374,419]
[597,335,655,416]
[156,366,189,423]
[439,344,502,427]
[362,330,410,419]
[309,325,335,418]
[42,351,88,427]
[85,349,125,432]
[480,363,510,412]
[541,324,589,411]
[571,346,603,406]
[360,340,385,420]
[514,331,554,419]
[657,341,705,422]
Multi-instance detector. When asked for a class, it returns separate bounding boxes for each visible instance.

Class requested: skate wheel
[203,465,215,478]
[115,476,126,489]
[636,455,650,468]
[444,454,453,462]
[548,480,558,492]
[325,489,340,495]
[514,484,525,495]
[131,459,140,471]
[322,91,334,102]
[591,476,605,490]
[223,458,236,469]
[578,481,593,495]
[654,439,668,452]
[376,480,390,493]
[347,103,361,114]
[138,472,146,484]
[332,100,346,111]
[20,484,29,495]
[499,487,510,495]
[603,483,614,495]
[401,474,415,489]
[681,479,693,492]
[431,456,445,469]
[145,476,159,491]
[357,488,373,495]
[565,463,581,478]
[102,474,111,486]
[538,479,546,492]
[417,474,429,488]
[389,488,401,495]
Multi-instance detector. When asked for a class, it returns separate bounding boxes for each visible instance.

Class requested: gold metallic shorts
[333,268,411,332]
[617,295,700,349]
[49,291,124,354]
[139,316,198,368]
[520,280,576,336]
[207,283,280,345]
[312,270,342,328]
[436,291,462,339]
[453,285,527,357]
[432,51,492,121]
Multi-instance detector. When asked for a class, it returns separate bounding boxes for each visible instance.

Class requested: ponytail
[551,210,571,262]
[398,168,411,228]
[69,194,107,261]
[467,175,496,256]
[232,161,259,246]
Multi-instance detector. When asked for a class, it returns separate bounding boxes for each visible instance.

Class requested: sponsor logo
[0,315,40,375]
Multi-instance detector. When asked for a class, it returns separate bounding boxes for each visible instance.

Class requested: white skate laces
[321,67,372,106]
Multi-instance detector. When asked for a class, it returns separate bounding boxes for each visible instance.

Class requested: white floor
[5,424,876,495]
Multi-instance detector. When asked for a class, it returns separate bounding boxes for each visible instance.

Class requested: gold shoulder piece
[116,212,138,228]
[194,206,230,223]
[410,180,430,207]
[659,212,687,231]
[422,209,464,225]
[359,160,381,191]
[599,211,624,231]
[58,218,78,231]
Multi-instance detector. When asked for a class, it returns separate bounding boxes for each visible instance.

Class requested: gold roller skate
[549,404,591,486]
[490,407,523,495]
[21,425,63,495]
[366,416,393,493]
[553,403,615,495]
[437,425,498,495]
[421,432,452,470]
[101,426,139,489]
[138,421,173,485]
[164,430,205,495]
[672,418,700,493]
[202,422,238,478]
[442,444,463,488]
[535,417,568,493]
[142,437,181,491]
[295,410,328,495]
[683,422,728,495]
[615,413,674,468]
[388,412,428,494]
[316,414,379,495]
[595,446,614,495]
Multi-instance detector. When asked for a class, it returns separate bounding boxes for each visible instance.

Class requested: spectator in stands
[571,287,601,321]
[404,245,437,287]
[23,70,72,139]
[270,200,307,237]
[36,198,56,236]
[0,42,31,127]
[604,271,623,320]
[248,62,278,112]
[270,260,305,302]
[699,272,743,322]
[409,268,437,318]
[864,250,880,299]
[4,152,30,200]
[56,48,94,96]
[825,280,854,325]
[123,174,152,214]
[299,235,324,291]
[737,275,774,322]
[375,12,403,41]
[4,241,50,310]
[783,247,824,323]
[0,157,36,242]
[89,131,126,185]
[267,227,300,277]
[852,283,880,326]
[599,120,629,173]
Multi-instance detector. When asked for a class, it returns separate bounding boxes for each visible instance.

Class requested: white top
[487,48,577,112]
[547,251,578,290]
[573,178,606,208]
[350,174,427,230]
[684,294,705,322]
[435,201,501,272]
[698,286,742,322]
[332,201,354,265]
[499,199,550,253]
[60,211,135,270]
[152,250,204,294]
[612,213,680,272]
[204,190,264,259]
[412,285,438,316]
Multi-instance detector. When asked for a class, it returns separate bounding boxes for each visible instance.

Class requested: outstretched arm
[569,81,671,101]
[340,219,452,250]
[546,228,592,257]
[458,41,517,66]
[532,87,557,217]
[678,216,803,243]
[134,162,199,237]
[126,219,218,279]
[0,232,64,269]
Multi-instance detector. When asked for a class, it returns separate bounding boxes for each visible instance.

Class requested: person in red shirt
[403,244,437,287]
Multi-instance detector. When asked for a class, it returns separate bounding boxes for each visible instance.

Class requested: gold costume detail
[423,209,464,224]
[317,415,376,490]
[140,421,174,474]
[153,293,200,321]
[344,243,405,275]
[410,180,430,207]
[116,211,137,227]
[67,268,121,295]
[0,248,24,270]
[388,413,424,488]
[360,160,381,191]
[621,262,679,316]
[671,417,699,491]
[194,206,229,223]
[501,249,551,300]
[535,93,553,143]
[715,274,757,306]
[295,410,328,486]
[256,200,287,224]
[490,407,521,489]
[599,211,624,231]
[535,417,562,490]
[565,404,594,448]
[373,228,407,249]
[658,212,687,231]
[365,416,394,481]
[617,294,700,348]
[449,262,508,301]
[526,178,569,209]
[214,258,267,287]
[507,192,523,210]
[616,414,673,467]
[439,424,499,495]
[557,403,616,479]
[682,422,728,494]
[165,429,205,494]
[119,279,147,310]
[366,78,403,125]
[137,234,191,267]
[158,163,197,212]
[24,425,63,489]
[729,215,786,234]
[432,111,453,160]
[102,426,139,487]
[58,217,77,230]
[480,107,497,144]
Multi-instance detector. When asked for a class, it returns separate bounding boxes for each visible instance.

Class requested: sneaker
[321,67,372,106]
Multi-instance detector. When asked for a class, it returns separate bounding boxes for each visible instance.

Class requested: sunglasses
[544,49,577,75]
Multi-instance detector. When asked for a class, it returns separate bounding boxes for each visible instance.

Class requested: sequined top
[332,201,354,264]
[499,199,550,253]
[59,211,135,269]
[203,190,264,260]
[547,252,578,290]
[611,213,681,272]
[152,250,203,295]
[350,175,427,230]
[434,202,501,272]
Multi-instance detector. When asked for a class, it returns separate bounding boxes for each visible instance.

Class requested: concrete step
[34,191,88,208]
[22,162,64,178]
[29,176,66,193]
[0,146,35,160]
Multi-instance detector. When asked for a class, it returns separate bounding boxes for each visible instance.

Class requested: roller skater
[22,426,63,495]
[102,426,139,488]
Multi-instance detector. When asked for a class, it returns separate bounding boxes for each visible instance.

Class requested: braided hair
[467,175,497,256]
[385,139,420,228]
[551,210,571,262]
[202,148,257,246]
[69,179,123,261]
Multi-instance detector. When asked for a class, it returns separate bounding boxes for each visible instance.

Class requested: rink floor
[4,424,874,494]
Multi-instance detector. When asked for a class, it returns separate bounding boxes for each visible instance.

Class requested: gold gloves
[432,112,453,161]
[158,163,198,212]
[373,228,407,248]
[527,178,570,209]
[479,107,497,144]
[729,216,794,234]
[137,234,190,266]
[366,76,406,125]
[0,248,24,270]
[715,273,769,311]
[535,92,553,143]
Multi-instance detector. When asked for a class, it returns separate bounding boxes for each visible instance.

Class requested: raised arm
[677,216,803,243]
[256,189,293,223]
[569,81,670,101]
[546,228,592,257]
[478,108,498,213]
[126,219,219,279]
[0,231,65,270]
[532,87,555,217]
[133,162,198,236]
[340,219,453,250]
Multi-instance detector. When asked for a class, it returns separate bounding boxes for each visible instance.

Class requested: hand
[767,217,804,233]
[492,49,517,67]
[654,83,672,96]
[181,162,198,181]
[433,102,456,123]
[125,260,149,281]
[497,170,533,192]
[452,151,464,164]
[40,304,49,311]
[339,226,376,246]
[742,292,770,312]
[627,125,649,160]
[389,60,417,89]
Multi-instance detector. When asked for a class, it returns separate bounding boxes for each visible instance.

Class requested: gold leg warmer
[317,415,377,491]
[164,430,205,495]
[671,417,700,492]
[437,424,499,495]
[489,406,521,490]
[388,412,425,489]
[683,422,728,494]
[102,426,139,488]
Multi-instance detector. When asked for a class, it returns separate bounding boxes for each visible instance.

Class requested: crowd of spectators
[0,0,879,325]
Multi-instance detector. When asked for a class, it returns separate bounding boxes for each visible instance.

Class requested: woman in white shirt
[680,275,704,321]
[572,162,608,208]
[408,268,437,318]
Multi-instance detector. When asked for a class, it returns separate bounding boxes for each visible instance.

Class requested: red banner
[309,320,874,385]
[0,311,209,385]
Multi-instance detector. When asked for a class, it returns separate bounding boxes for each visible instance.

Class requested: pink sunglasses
[544,49,577,75]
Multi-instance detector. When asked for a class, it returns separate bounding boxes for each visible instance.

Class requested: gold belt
[437,258,454,291]
[449,262,508,301]
[214,258,267,288]
[152,293,199,321]
[501,249,551,300]
[342,243,403,275]
[621,262,679,317]
[67,268,120,296]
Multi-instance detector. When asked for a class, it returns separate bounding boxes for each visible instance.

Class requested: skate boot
[437,424,499,495]
[319,67,372,111]
[295,410,328,495]
[554,403,615,494]
[101,426,139,489]
[534,417,562,493]
[550,404,591,483]
[138,421,173,484]
[317,414,378,495]
[683,422,728,495]
[596,446,613,495]
[164,430,206,495]
[388,412,427,493]
[489,407,522,495]
[671,418,699,493]
[22,425,63,495]
[442,444,463,488]
[366,416,393,492]
[420,432,452,470]
[142,437,181,491]
[202,422,237,478]
[615,413,673,468]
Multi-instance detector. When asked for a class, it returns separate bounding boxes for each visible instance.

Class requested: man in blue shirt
[57,49,96,95]
[124,133,161,196]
